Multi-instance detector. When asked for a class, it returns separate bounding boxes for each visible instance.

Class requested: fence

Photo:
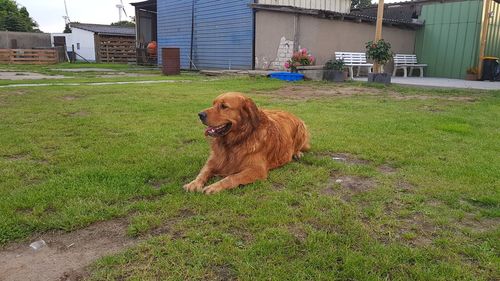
[0,48,59,64]
[96,35,136,63]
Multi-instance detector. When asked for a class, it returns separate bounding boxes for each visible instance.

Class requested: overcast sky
[16,0,405,33]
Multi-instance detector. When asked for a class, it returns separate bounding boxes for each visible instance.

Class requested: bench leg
[393,66,397,77]
[348,67,354,80]
[403,67,408,78]
[356,66,361,77]
[419,67,424,78]
[409,67,414,77]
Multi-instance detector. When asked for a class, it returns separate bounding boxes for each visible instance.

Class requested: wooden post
[373,0,385,73]
[478,0,492,79]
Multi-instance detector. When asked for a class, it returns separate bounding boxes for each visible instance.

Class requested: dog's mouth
[204,122,232,137]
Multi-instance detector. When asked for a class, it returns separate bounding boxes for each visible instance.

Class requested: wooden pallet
[96,35,136,63]
[0,49,58,64]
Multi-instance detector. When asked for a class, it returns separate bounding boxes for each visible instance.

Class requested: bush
[325,59,345,71]
[365,39,393,65]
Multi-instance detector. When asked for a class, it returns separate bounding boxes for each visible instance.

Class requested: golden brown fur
[183,92,310,194]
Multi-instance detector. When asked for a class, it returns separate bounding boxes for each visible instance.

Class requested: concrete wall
[255,10,417,74]
[0,31,51,49]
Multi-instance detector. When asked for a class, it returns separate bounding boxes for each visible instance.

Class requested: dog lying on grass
[184,92,310,194]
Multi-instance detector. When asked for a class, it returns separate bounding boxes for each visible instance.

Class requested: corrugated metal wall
[257,0,351,13]
[193,0,254,69]
[415,0,482,79]
[485,1,500,58]
[157,0,254,70]
[157,0,193,68]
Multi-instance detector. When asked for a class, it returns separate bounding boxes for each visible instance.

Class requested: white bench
[335,52,373,79]
[393,54,427,77]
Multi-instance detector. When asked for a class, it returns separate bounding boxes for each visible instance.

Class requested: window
[77,43,80,50]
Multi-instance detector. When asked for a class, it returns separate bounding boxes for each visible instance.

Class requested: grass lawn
[0,73,498,280]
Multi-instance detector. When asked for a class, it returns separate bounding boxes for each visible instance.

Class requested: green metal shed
[415,0,500,79]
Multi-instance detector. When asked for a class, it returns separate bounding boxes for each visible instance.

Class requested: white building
[51,23,135,62]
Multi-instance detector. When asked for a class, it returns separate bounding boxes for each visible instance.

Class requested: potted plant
[323,58,347,82]
[465,67,478,81]
[366,39,393,84]
[286,49,322,80]
[285,48,316,74]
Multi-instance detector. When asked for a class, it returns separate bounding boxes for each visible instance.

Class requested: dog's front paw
[202,183,223,195]
[293,152,304,160]
[183,180,204,192]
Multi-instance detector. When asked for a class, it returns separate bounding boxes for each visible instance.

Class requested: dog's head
[198,92,260,138]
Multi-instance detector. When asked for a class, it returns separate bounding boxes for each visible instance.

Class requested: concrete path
[355,77,500,90]
[0,80,193,88]
[0,72,67,80]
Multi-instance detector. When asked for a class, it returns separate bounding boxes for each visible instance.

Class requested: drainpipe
[190,0,195,70]
[293,14,300,52]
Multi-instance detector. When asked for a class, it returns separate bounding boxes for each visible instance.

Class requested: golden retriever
[183,92,310,194]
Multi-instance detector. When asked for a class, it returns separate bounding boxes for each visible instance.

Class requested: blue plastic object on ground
[268,72,304,82]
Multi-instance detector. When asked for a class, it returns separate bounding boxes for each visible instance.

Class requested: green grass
[0,74,498,280]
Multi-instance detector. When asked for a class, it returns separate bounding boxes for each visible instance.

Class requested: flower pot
[296,65,324,81]
[465,73,477,81]
[323,70,347,82]
[368,72,391,85]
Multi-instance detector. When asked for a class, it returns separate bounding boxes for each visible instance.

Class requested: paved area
[51,68,117,72]
[355,77,500,90]
[0,80,193,88]
[0,72,67,80]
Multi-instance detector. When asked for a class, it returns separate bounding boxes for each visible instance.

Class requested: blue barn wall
[157,0,193,68]
[157,0,254,70]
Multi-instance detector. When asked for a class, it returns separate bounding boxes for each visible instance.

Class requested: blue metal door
[192,0,254,69]
[157,0,254,70]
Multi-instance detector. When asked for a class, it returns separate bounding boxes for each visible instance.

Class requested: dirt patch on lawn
[0,219,137,281]
[60,95,81,101]
[457,216,500,233]
[146,178,171,190]
[318,152,372,166]
[323,171,377,200]
[256,85,388,100]
[378,164,398,175]
[256,85,479,102]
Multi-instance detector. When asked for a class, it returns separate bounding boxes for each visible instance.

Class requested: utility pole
[373,0,385,73]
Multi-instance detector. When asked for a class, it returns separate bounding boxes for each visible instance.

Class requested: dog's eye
[220,104,228,110]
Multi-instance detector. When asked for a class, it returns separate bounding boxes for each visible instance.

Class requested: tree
[110,21,135,28]
[351,0,373,9]
[63,23,71,33]
[0,0,40,32]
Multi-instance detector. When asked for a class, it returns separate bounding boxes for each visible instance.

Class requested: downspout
[190,0,195,70]
[252,1,256,70]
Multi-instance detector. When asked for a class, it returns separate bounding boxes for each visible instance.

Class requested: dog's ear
[243,97,260,128]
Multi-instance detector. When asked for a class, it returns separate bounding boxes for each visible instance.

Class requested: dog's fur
[183,92,310,194]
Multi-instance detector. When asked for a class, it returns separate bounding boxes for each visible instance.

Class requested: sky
[15,0,405,33]
[16,0,138,33]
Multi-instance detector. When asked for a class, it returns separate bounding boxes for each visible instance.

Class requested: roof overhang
[251,4,424,29]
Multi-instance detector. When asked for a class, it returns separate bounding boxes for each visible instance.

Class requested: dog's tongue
[205,127,216,137]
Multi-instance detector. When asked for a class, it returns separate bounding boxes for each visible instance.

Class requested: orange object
[147,41,157,56]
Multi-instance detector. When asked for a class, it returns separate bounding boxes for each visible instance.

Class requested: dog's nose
[198,112,207,121]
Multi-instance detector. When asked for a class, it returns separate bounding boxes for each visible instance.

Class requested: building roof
[251,4,423,29]
[130,0,156,10]
[70,23,135,36]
